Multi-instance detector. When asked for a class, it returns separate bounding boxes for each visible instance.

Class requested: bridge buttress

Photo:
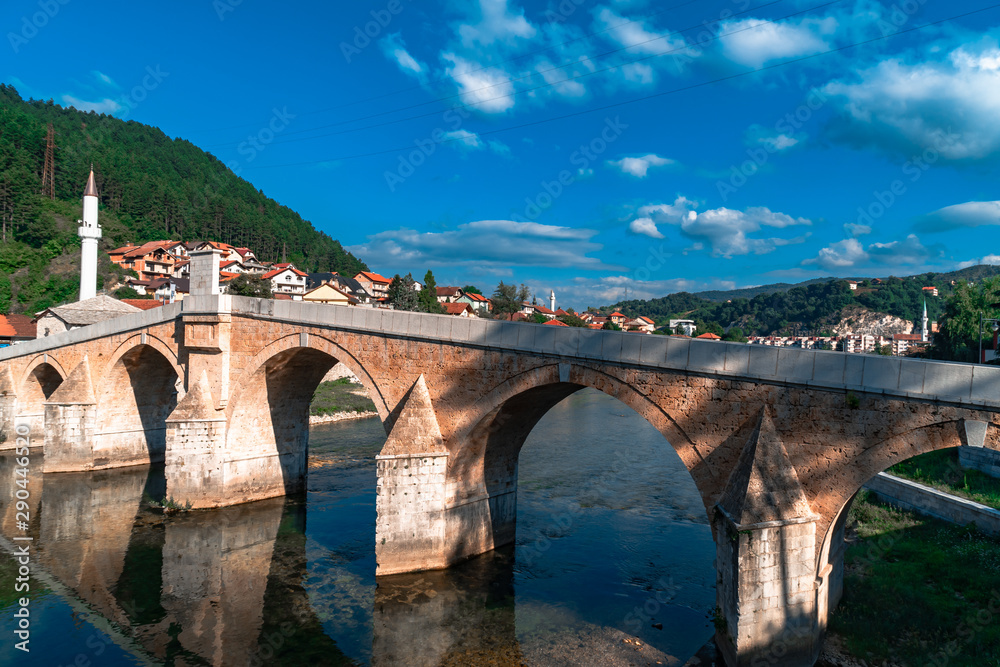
[0,366,16,448]
[714,409,822,667]
[375,374,455,575]
[165,371,229,509]
[43,357,99,473]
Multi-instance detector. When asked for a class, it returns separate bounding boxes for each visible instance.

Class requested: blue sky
[4,0,1000,309]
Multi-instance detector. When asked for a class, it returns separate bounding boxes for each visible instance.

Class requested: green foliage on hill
[607,271,992,337]
[0,84,366,313]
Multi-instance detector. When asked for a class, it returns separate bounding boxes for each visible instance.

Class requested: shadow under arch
[225,336,384,498]
[814,418,998,618]
[93,343,181,468]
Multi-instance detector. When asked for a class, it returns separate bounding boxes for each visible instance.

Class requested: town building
[302,283,358,306]
[0,314,36,346]
[355,272,391,299]
[35,295,140,338]
[264,266,309,297]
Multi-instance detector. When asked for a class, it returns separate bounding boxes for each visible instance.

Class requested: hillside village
[0,228,964,361]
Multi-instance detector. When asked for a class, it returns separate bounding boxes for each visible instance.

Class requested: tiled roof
[465,292,489,302]
[609,311,626,318]
[120,299,164,310]
[436,286,461,297]
[696,333,721,339]
[356,271,390,284]
[544,319,569,326]
[0,314,35,338]
[533,304,555,315]
[263,266,307,279]
[443,303,473,315]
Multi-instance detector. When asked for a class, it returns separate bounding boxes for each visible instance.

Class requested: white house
[263,266,308,296]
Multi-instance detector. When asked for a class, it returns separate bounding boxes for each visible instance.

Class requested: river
[0,388,716,666]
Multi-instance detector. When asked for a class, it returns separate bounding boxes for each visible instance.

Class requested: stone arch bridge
[2,293,999,666]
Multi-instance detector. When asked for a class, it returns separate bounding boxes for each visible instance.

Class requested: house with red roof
[443,302,476,317]
[544,319,569,326]
[436,286,463,303]
[608,311,628,327]
[696,332,722,340]
[0,314,36,346]
[456,291,492,313]
[108,241,179,281]
[355,271,391,299]
[628,316,655,333]
[264,266,309,297]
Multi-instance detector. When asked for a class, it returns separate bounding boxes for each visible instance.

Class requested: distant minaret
[78,167,102,301]
[921,299,928,343]
[549,289,556,312]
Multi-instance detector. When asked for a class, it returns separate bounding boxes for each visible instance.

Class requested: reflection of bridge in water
[0,455,536,667]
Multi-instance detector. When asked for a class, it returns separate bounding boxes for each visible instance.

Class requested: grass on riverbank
[310,378,376,417]
[829,491,1000,665]
[888,448,1000,510]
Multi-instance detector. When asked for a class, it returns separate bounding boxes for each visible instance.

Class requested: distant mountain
[0,84,367,313]
[695,278,836,302]
[604,266,1000,337]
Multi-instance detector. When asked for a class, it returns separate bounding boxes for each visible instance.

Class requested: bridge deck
[5,294,999,409]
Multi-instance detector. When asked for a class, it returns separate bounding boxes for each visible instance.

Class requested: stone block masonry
[1,293,999,666]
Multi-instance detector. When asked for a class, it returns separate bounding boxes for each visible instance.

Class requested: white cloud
[804,234,936,271]
[823,37,1000,160]
[346,219,614,273]
[635,197,810,258]
[443,129,484,150]
[957,254,1000,269]
[628,217,664,238]
[593,6,689,57]
[91,70,118,88]
[61,95,121,114]
[744,124,802,152]
[607,153,674,177]
[918,201,1000,232]
[380,34,426,77]
[718,16,835,68]
[843,223,871,237]
[803,238,868,270]
[442,53,516,113]
[457,0,536,49]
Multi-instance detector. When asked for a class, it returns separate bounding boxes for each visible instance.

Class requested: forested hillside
[608,269,1000,336]
[0,84,366,313]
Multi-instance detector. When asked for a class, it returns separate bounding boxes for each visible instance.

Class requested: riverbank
[827,490,1000,665]
[309,378,377,423]
[889,448,1000,510]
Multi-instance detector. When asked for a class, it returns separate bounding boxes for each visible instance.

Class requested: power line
[241,3,1000,171]
[191,0,709,135]
[203,0,831,150]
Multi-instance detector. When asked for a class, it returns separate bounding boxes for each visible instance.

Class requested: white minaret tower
[921,299,928,343]
[78,167,102,301]
[549,289,556,312]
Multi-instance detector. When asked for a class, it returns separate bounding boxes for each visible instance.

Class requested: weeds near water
[146,495,193,514]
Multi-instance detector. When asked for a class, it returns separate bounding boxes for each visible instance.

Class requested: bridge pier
[165,371,229,508]
[43,357,99,472]
[713,410,822,667]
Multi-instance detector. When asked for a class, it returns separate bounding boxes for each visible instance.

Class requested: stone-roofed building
[35,295,141,338]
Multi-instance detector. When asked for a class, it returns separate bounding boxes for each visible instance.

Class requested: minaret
[921,299,928,343]
[549,289,556,312]
[78,167,102,301]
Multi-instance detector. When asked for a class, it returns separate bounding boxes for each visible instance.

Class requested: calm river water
[0,389,715,666]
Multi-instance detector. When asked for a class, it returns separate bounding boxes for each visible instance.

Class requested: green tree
[113,286,147,300]
[876,343,893,356]
[491,281,530,320]
[932,277,1000,362]
[528,312,548,324]
[419,270,443,313]
[388,273,420,311]
[724,326,747,342]
[226,274,273,298]
[461,284,481,295]
[602,321,621,331]
[558,314,588,327]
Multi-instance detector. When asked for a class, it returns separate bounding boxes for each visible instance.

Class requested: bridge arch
[224,334,387,499]
[814,416,1000,617]
[93,342,182,468]
[448,361,712,511]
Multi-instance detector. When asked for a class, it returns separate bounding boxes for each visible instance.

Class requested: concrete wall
[959,445,1000,479]
[864,472,1000,536]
